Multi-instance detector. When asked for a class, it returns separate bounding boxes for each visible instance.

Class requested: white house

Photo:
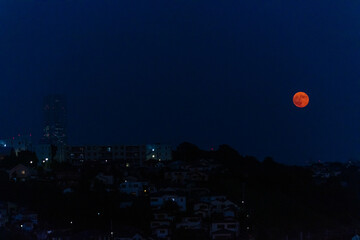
[210,218,239,239]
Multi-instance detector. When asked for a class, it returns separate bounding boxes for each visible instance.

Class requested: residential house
[152,226,171,240]
[150,191,186,211]
[210,218,239,239]
[8,164,31,181]
[194,202,211,219]
[176,217,202,230]
[119,180,149,197]
[96,172,114,185]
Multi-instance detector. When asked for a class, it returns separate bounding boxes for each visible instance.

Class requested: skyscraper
[41,95,67,146]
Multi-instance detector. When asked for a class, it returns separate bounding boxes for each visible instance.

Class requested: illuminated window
[21,170,25,175]
[126,163,130,167]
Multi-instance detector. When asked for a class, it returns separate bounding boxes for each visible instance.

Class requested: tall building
[41,95,67,145]
[38,95,67,163]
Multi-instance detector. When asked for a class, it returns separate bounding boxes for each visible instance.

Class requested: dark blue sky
[1,0,360,164]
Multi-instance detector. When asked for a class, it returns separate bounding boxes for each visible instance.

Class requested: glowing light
[152,149,155,152]
[293,92,309,108]
[152,155,155,158]
[30,161,33,164]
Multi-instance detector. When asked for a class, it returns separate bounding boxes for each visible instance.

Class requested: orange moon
[293,92,309,108]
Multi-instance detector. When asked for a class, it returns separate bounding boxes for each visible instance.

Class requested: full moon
[293,92,309,108]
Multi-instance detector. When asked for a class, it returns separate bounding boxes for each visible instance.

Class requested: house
[150,192,186,211]
[164,171,188,184]
[119,196,136,209]
[151,220,171,229]
[166,160,187,170]
[152,226,171,240]
[210,218,239,239]
[153,212,175,221]
[55,171,81,188]
[210,199,240,214]
[14,210,38,225]
[194,202,211,219]
[188,171,208,182]
[211,229,236,240]
[8,164,31,181]
[119,180,149,196]
[96,172,114,185]
[223,206,239,218]
[176,217,202,230]
[200,195,227,203]
[20,221,35,232]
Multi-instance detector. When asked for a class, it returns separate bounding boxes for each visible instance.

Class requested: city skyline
[1,0,360,165]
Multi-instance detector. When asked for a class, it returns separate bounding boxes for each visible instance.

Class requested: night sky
[1,0,360,165]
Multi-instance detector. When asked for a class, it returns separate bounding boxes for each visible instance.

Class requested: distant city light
[126,163,130,167]
[30,161,33,164]
[152,155,155,158]
[152,148,155,152]
[3,144,6,147]
[241,200,245,204]
[20,224,23,228]
[45,158,49,161]
[105,160,108,163]
[144,189,147,193]
[42,160,45,163]
[70,221,73,224]
[97,212,100,216]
